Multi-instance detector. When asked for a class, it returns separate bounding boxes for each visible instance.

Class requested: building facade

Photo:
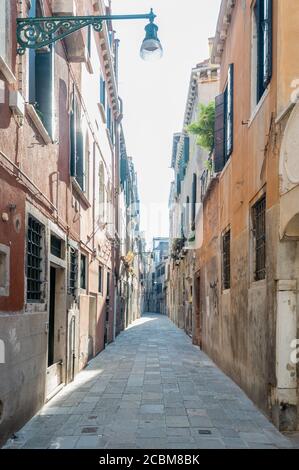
[144,237,169,314]
[0,0,142,445]
[168,0,299,431]
[168,47,219,338]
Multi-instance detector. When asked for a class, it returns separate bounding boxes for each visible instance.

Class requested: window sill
[26,104,52,144]
[97,103,106,124]
[71,177,91,208]
[250,278,266,288]
[248,86,270,128]
[0,56,17,84]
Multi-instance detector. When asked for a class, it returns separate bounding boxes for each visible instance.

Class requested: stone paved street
[4,315,298,450]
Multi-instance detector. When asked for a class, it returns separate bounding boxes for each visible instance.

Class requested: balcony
[200,155,218,202]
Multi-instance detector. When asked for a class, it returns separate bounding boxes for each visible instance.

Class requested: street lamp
[140,11,163,61]
[16,8,163,61]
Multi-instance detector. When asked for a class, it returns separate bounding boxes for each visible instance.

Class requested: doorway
[48,266,56,367]
[194,272,202,347]
[88,295,97,361]
[46,265,65,400]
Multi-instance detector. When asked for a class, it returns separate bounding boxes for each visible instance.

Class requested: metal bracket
[16,10,156,55]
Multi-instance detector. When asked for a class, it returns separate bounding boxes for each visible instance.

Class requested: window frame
[26,215,45,303]
[252,194,266,282]
[80,253,87,290]
[222,228,231,291]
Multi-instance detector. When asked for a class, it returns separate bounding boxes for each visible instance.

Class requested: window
[222,229,231,290]
[0,0,11,67]
[214,64,234,173]
[87,25,92,57]
[106,271,110,298]
[69,248,78,296]
[27,216,44,302]
[80,254,87,289]
[0,244,9,297]
[50,235,62,258]
[252,194,266,281]
[28,0,55,138]
[100,76,106,109]
[252,0,273,105]
[70,88,85,191]
[98,265,103,294]
[107,106,112,134]
[192,173,197,230]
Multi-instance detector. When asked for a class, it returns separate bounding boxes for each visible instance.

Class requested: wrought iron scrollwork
[17,17,103,55]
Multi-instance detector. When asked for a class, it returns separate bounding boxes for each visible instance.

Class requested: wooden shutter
[75,97,84,190]
[70,90,76,177]
[184,136,190,164]
[226,63,234,158]
[263,0,272,88]
[120,158,127,185]
[35,44,54,137]
[214,93,225,173]
[100,76,106,108]
[192,173,197,229]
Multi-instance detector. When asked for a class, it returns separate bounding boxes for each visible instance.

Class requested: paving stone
[4,314,297,450]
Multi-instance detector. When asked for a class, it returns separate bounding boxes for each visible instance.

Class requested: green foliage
[187,101,215,152]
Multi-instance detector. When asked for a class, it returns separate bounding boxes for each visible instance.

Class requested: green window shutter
[176,175,181,196]
[225,63,234,159]
[184,136,190,164]
[192,173,197,229]
[263,0,272,89]
[70,90,77,177]
[107,106,111,132]
[120,158,127,186]
[100,76,106,108]
[28,0,36,103]
[35,44,54,138]
[214,93,225,173]
[76,130,84,190]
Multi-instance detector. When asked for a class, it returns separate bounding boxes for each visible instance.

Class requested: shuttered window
[214,93,225,172]
[184,136,190,165]
[255,0,273,102]
[70,90,85,191]
[100,75,106,108]
[80,254,87,289]
[28,0,55,138]
[214,64,234,173]
[35,46,55,137]
[225,64,234,158]
[191,173,197,230]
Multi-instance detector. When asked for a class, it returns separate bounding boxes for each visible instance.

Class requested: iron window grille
[222,229,231,290]
[27,215,43,302]
[80,254,87,289]
[69,248,78,296]
[50,235,62,258]
[253,194,266,281]
[98,265,103,294]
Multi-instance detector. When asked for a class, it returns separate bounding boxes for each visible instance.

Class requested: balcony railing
[200,155,217,202]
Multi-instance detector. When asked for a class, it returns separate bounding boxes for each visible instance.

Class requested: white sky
[112,0,221,245]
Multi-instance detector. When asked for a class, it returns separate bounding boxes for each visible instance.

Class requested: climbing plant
[187,101,215,153]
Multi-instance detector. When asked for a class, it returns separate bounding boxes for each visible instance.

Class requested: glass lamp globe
[140,21,163,61]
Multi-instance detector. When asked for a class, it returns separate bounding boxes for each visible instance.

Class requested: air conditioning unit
[9,91,25,117]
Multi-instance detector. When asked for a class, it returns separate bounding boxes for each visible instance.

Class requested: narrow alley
[4,314,296,450]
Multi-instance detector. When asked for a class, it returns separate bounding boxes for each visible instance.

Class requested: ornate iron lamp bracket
[16,10,156,55]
